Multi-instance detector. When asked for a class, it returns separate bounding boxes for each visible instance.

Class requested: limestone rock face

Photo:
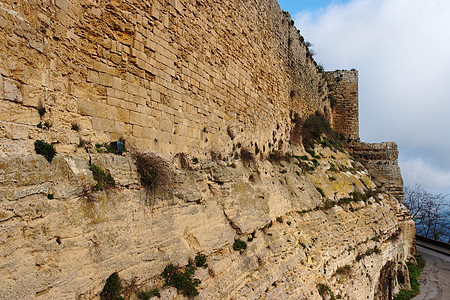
[0,146,415,299]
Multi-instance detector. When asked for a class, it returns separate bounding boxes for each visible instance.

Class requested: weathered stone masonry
[0,0,330,160]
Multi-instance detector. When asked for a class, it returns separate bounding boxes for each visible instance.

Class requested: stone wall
[324,70,359,141]
[0,0,329,159]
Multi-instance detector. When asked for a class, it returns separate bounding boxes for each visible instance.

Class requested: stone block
[87,70,99,83]
[77,98,94,116]
[92,117,114,132]
[117,108,130,123]
[92,102,108,119]
[98,72,114,87]
[3,77,23,102]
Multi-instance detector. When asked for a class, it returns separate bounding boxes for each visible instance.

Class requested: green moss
[34,140,56,162]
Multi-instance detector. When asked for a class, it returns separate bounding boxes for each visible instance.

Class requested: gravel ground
[413,245,450,300]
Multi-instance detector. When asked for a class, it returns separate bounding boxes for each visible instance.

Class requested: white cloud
[294,0,450,192]
[400,158,450,192]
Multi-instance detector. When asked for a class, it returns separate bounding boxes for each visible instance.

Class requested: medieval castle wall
[0,0,330,160]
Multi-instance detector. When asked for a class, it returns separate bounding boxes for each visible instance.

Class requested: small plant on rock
[233,238,247,253]
[71,122,80,131]
[240,148,254,166]
[195,254,208,268]
[317,283,336,300]
[89,164,115,191]
[34,140,56,162]
[316,187,326,198]
[161,262,201,297]
[100,272,124,300]
[37,103,46,117]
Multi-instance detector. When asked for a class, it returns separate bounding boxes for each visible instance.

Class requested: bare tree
[404,184,450,242]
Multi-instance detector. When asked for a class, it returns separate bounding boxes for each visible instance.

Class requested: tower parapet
[324,70,359,141]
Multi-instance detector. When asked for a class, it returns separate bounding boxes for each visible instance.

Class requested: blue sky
[278,0,350,15]
[277,0,450,196]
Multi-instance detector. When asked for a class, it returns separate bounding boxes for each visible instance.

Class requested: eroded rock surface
[0,145,415,299]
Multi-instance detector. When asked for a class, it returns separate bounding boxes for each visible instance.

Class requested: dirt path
[413,245,450,300]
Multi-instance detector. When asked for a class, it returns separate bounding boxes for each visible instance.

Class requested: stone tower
[324,70,359,141]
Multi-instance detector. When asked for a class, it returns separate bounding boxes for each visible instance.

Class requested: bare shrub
[130,149,175,194]
[79,184,96,203]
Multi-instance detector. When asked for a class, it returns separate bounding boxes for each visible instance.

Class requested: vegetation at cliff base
[137,289,160,299]
[394,255,425,300]
[34,140,56,162]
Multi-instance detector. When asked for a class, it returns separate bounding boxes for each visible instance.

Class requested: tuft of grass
[233,239,247,253]
[335,265,352,276]
[38,105,46,117]
[34,140,56,162]
[100,272,123,300]
[130,150,174,193]
[89,164,115,191]
[71,122,80,131]
[240,148,254,165]
[356,246,381,261]
[268,151,291,164]
[317,283,335,300]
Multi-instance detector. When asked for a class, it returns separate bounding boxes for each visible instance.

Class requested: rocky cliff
[0,0,414,299]
[0,144,414,299]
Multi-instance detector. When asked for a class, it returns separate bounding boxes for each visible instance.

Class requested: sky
[277,0,450,195]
